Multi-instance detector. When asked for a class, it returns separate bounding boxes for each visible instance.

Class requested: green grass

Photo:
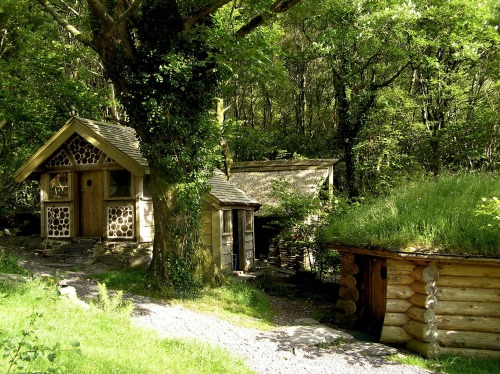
[390,353,500,374]
[325,173,500,256]
[0,248,30,275]
[0,279,254,374]
[91,269,147,295]
[178,279,273,329]
[91,269,274,329]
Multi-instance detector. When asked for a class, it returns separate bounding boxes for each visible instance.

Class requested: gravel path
[13,249,432,374]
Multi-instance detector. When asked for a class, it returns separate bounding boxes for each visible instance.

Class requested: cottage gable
[14,117,147,183]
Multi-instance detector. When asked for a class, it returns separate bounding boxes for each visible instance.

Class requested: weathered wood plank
[387,259,415,274]
[437,276,500,289]
[411,265,439,283]
[438,347,500,359]
[436,287,500,302]
[386,298,412,313]
[437,264,500,278]
[387,285,414,299]
[403,320,438,342]
[409,293,437,309]
[384,312,410,327]
[387,273,414,285]
[410,280,437,295]
[407,306,435,324]
[406,339,440,358]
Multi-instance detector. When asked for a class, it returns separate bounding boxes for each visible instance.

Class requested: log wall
[336,249,500,359]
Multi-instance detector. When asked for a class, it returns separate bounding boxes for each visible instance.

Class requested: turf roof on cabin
[325,174,500,258]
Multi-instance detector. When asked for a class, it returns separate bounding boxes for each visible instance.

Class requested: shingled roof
[75,117,148,168]
[15,117,259,207]
[228,159,338,209]
[207,170,260,207]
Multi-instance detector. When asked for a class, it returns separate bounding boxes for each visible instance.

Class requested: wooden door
[368,258,387,336]
[79,170,103,237]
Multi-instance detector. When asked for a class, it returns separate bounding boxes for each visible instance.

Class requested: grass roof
[325,173,500,257]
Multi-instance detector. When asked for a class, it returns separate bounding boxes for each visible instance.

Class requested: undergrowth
[0,248,29,275]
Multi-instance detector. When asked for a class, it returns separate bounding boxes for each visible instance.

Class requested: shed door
[79,170,103,237]
[367,258,387,336]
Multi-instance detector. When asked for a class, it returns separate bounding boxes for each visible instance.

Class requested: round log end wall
[335,249,500,359]
[381,259,500,358]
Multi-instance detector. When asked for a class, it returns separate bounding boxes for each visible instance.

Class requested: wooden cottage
[14,117,260,272]
[332,245,500,358]
[228,159,338,266]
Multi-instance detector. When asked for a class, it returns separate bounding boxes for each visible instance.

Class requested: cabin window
[245,210,253,231]
[109,170,131,197]
[222,210,231,234]
[142,174,152,199]
[48,172,69,200]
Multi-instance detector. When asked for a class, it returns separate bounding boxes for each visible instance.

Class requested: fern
[92,282,133,315]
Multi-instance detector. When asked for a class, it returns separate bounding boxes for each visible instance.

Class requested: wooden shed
[228,159,338,265]
[14,117,260,272]
[332,245,500,358]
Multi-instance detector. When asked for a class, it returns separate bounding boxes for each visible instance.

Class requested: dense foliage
[221,0,499,197]
[0,0,498,289]
[0,0,108,213]
[324,173,500,256]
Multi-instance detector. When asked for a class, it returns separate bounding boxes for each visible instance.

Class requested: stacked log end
[334,247,500,359]
[335,253,359,325]
[381,259,500,358]
[381,261,440,357]
[380,260,415,345]
[434,263,500,359]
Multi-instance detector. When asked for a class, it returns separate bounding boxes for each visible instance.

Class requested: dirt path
[9,244,432,374]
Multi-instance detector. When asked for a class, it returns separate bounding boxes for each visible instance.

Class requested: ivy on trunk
[36,0,304,290]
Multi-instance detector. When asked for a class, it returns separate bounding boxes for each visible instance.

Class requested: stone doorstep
[283,324,355,346]
[281,324,399,356]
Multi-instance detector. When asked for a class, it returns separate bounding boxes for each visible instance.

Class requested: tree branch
[183,0,233,32]
[87,0,115,27]
[36,0,94,49]
[116,0,142,24]
[236,0,303,38]
[372,61,411,90]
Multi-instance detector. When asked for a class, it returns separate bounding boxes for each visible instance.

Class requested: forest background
[0,0,498,286]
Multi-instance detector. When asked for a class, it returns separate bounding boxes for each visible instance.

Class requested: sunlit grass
[91,269,273,329]
[0,279,254,374]
[325,173,500,255]
[179,279,274,330]
[390,353,500,374]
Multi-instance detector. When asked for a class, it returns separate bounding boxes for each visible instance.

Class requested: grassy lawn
[0,252,253,374]
[325,173,499,255]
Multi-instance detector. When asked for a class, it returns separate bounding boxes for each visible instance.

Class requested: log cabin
[330,245,500,358]
[14,117,260,272]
